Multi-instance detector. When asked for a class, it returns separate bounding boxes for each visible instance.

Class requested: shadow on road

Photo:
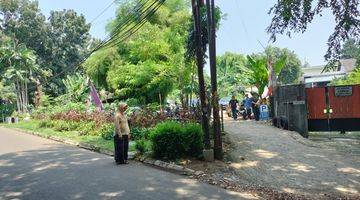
[0,143,254,200]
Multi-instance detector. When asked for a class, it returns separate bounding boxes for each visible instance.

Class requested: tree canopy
[0,0,92,96]
[265,46,302,85]
[83,0,192,104]
[341,38,360,66]
[267,0,360,67]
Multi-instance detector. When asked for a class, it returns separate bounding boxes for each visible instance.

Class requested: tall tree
[247,53,286,96]
[216,52,250,97]
[265,46,302,85]
[341,38,360,66]
[45,10,91,95]
[0,35,40,112]
[84,0,192,104]
[0,0,92,96]
[267,0,360,68]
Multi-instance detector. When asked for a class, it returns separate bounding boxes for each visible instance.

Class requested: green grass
[2,120,136,152]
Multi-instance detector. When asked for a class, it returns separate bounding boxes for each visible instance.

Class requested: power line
[88,0,159,54]
[89,0,117,24]
[99,0,163,50]
[34,0,165,90]
[101,0,165,50]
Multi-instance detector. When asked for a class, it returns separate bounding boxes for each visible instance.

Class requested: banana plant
[247,55,286,95]
[0,36,40,112]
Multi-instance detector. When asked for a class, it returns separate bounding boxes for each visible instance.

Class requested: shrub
[135,139,151,154]
[76,121,95,135]
[131,127,150,141]
[182,123,203,156]
[149,121,203,160]
[53,120,79,132]
[99,123,114,140]
[38,120,54,128]
[149,121,183,159]
[125,98,141,107]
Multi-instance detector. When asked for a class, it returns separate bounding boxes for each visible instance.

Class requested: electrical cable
[86,0,159,54]
[32,0,165,90]
[98,0,164,50]
[89,0,117,24]
[100,0,165,50]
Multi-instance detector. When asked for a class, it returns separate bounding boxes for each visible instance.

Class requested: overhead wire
[101,0,166,50]
[32,0,166,90]
[98,0,164,50]
[89,0,117,24]
[85,0,162,55]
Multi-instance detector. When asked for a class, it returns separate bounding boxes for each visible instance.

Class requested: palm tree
[0,36,39,113]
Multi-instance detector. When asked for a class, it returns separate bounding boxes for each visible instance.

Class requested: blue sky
[37,0,335,66]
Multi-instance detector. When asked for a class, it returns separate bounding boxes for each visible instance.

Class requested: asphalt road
[0,127,250,200]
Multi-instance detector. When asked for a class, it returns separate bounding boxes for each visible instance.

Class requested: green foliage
[0,34,43,112]
[265,46,301,85]
[0,81,16,103]
[149,121,203,160]
[131,127,151,141]
[341,39,360,66]
[0,0,92,95]
[0,103,16,120]
[76,121,96,136]
[107,61,174,104]
[38,120,55,129]
[125,98,141,107]
[246,55,269,95]
[59,73,89,103]
[84,0,193,104]
[217,52,251,97]
[41,102,87,116]
[83,48,120,90]
[52,120,79,132]
[135,139,151,154]
[332,68,360,86]
[181,122,203,156]
[98,123,114,140]
[267,0,360,66]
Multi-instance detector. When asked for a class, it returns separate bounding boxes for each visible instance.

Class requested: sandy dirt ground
[224,117,360,198]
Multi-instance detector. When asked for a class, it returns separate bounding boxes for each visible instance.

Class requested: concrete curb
[135,155,198,176]
[5,127,200,178]
[5,127,135,159]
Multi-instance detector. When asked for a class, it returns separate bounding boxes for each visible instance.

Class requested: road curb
[5,127,135,160]
[3,126,197,176]
[135,155,196,176]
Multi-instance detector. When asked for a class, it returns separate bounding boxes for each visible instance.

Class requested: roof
[302,59,356,77]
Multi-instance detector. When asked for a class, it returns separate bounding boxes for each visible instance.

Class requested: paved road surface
[225,119,359,197]
[0,127,251,200]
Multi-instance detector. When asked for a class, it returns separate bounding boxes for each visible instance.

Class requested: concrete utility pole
[205,0,222,159]
[191,0,211,151]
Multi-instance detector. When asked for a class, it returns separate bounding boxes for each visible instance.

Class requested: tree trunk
[25,80,28,112]
[192,0,211,150]
[21,80,26,113]
[206,0,222,159]
[189,63,195,108]
[15,83,20,112]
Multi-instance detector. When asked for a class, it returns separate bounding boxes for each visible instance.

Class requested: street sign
[260,105,269,120]
[335,86,352,97]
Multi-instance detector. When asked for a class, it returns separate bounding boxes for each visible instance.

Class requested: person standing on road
[252,95,261,121]
[114,103,130,165]
[229,96,239,120]
[243,94,252,120]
